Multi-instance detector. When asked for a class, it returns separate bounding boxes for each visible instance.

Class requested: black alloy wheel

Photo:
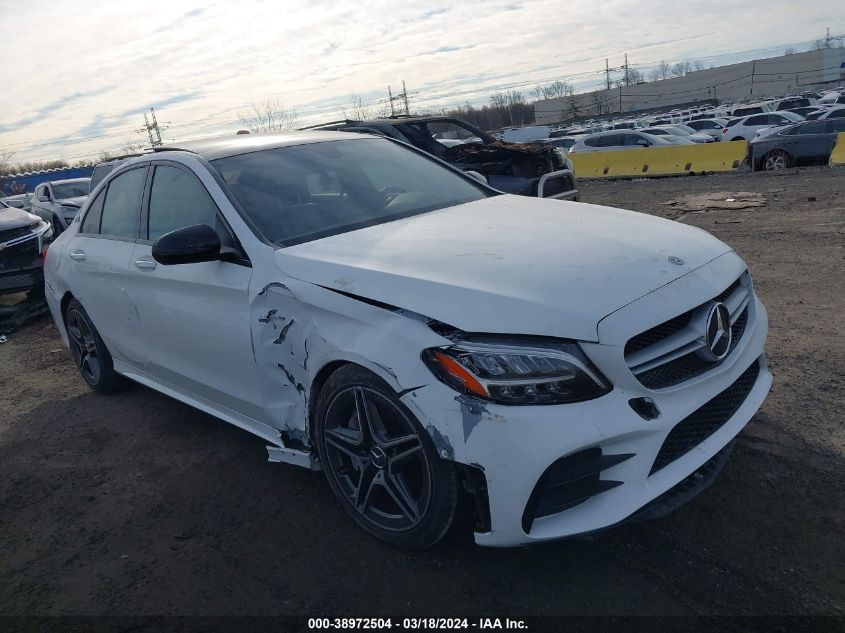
[64,299,122,393]
[315,365,458,548]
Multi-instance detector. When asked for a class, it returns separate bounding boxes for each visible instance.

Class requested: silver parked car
[30,178,91,234]
[569,130,671,153]
[640,125,718,143]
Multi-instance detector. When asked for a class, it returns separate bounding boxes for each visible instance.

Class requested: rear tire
[763,149,790,171]
[65,299,122,394]
[314,364,459,549]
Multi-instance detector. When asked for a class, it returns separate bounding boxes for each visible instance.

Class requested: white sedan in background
[44,132,771,548]
[721,111,804,142]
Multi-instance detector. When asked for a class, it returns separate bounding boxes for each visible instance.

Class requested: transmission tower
[137,107,168,147]
[387,81,413,116]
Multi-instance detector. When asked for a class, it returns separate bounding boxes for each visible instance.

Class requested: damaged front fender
[249,277,466,460]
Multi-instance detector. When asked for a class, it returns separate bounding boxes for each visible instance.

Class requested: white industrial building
[534,48,845,124]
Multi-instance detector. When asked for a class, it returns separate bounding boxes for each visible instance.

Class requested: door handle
[69,251,86,261]
[134,259,157,270]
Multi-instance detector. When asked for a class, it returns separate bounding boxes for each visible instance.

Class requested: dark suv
[305,116,578,201]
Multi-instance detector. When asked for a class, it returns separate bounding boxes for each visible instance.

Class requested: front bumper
[403,254,770,547]
[0,227,50,295]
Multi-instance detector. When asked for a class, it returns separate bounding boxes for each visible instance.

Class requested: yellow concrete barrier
[830,132,845,166]
[570,141,748,178]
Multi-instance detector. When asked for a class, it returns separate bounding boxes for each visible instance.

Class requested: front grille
[638,307,749,389]
[625,273,751,389]
[0,224,36,243]
[522,448,633,533]
[650,360,760,475]
[0,237,38,272]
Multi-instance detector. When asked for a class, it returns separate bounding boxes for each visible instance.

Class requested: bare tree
[238,98,300,133]
[0,149,14,174]
[784,47,797,55]
[692,60,705,72]
[344,94,374,121]
[649,60,673,82]
[548,80,572,99]
[670,61,692,78]
[530,85,545,101]
[506,90,526,125]
[591,90,613,115]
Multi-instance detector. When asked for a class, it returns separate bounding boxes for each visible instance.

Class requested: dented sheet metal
[249,277,457,457]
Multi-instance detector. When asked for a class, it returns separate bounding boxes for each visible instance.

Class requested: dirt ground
[0,167,843,618]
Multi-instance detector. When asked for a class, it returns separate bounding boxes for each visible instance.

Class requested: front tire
[65,299,122,393]
[314,365,459,549]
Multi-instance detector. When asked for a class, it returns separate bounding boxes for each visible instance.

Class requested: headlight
[423,336,611,405]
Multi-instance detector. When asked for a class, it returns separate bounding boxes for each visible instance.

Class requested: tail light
[43,244,49,266]
[722,128,729,135]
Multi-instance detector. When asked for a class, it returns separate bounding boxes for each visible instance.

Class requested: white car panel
[44,133,771,547]
[275,195,730,343]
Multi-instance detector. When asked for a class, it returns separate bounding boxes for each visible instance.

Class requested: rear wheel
[763,149,790,171]
[65,299,122,393]
[314,365,459,549]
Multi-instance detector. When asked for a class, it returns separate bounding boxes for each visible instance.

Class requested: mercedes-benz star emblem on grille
[668,255,684,265]
[700,302,732,362]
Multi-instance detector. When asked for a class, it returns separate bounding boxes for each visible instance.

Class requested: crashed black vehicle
[304,115,578,201]
[0,199,52,295]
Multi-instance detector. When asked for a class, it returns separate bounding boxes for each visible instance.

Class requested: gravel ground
[0,166,843,618]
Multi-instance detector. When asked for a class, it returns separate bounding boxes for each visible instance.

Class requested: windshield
[212,138,489,247]
[52,181,90,199]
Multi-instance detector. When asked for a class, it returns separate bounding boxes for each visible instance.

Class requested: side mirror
[465,170,488,185]
[152,224,221,265]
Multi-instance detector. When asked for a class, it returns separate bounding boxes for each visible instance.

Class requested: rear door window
[99,167,147,239]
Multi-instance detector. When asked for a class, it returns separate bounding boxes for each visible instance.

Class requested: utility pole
[402,81,410,117]
[623,53,630,86]
[750,62,756,97]
[605,58,611,90]
[138,107,167,147]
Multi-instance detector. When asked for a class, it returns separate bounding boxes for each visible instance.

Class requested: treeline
[438,91,535,131]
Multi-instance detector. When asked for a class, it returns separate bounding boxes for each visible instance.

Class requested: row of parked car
[545,87,845,171]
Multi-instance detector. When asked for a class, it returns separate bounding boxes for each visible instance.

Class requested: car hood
[57,196,87,207]
[275,196,732,341]
[0,205,40,231]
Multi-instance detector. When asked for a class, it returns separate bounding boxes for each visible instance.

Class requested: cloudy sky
[0,0,841,163]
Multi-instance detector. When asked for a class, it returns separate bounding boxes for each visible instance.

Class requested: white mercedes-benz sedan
[44,132,771,548]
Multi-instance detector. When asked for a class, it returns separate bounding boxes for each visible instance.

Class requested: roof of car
[48,178,91,185]
[153,130,372,160]
[305,115,462,130]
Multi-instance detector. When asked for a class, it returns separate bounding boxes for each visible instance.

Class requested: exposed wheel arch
[307,360,351,444]
[60,291,76,330]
